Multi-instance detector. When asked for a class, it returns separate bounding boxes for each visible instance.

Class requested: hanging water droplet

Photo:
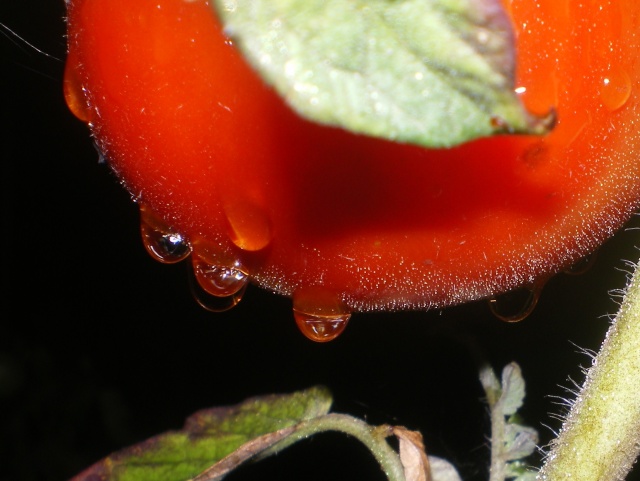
[140,204,191,264]
[487,281,545,323]
[191,255,249,298]
[601,65,632,111]
[292,287,351,342]
[293,312,350,343]
[188,263,247,312]
[563,252,598,276]
[63,54,92,123]
[224,200,272,252]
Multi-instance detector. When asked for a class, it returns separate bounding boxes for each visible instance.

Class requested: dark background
[2,2,639,480]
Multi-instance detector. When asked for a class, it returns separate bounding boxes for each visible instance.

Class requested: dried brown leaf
[393,426,431,481]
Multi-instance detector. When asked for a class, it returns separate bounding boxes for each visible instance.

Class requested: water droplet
[224,200,272,251]
[601,66,631,111]
[294,313,350,343]
[139,204,191,264]
[563,252,598,276]
[487,281,545,323]
[292,287,351,342]
[63,54,92,123]
[191,255,249,298]
[188,263,247,312]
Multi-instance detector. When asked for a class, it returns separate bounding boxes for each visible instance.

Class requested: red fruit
[64,0,640,339]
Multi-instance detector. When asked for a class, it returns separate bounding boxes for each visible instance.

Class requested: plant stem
[289,413,406,481]
[478,363,508,481]
[489,388,507,481]
[538,257,640,481]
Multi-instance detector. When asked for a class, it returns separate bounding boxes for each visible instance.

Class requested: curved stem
[538,257,640,480]
[289,413,407,481]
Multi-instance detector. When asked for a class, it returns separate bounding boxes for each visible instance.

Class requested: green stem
[287,413,406,481]
[538,257,640,481]
[489,389,507,481]
[478,363,508,481]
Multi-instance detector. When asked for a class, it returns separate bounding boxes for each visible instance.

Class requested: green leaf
[69,386,332,481]
[479,363,502,408]
[504,422,538,460]
[505,461,538,481]
[513,472,539,481]
[479,362,539,481]
[500,362,525,416]
[213,0,553,148]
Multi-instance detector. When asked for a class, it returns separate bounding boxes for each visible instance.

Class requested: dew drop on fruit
[63,53,92,123]
[188,264,248,313]
[487,281,545,323]
[601,66,632,111]
[292,287,351,342]
[294,312,351,343]
[140,204,191,264]
[224,200,272,252]
[191,255,249,298]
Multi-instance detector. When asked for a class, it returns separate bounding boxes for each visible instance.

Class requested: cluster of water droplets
[138,204,351,342]
[139,204,248,306]
[140,202,601,339]
[65,40,617,342]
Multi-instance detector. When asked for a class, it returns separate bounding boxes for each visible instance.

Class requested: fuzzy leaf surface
[214,0,551,148]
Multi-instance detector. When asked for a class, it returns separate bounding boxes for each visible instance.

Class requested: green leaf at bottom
[69,386,332,481]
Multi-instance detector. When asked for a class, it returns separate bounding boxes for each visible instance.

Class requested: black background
[2,1,639,480]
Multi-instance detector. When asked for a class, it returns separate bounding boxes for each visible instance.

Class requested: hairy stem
[489,390,507,481]
[289,413,407,481]
[538,257,640,481]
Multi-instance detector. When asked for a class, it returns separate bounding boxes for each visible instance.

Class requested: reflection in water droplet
[140,204,191,264]
[191,255,249,298]
[294,313,350,343]
[224,200,272,252]
[487,281,545,323]
[563,252,598,276]
[63,56,92,123]
[293,287,351,342]
[188,262,247,312]
[601,66,631,111]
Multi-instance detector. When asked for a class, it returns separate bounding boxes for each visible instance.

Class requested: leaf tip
[490,105,557,137]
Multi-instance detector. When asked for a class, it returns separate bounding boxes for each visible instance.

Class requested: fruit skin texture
[64,0,640,312]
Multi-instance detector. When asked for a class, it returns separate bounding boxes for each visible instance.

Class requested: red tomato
[64,0,640,339]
